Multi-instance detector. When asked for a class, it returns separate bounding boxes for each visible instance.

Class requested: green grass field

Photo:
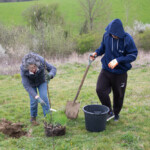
[0,61,150,149]
[0,0,150,29]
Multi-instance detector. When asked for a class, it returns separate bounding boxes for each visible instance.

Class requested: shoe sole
[114,119,119,121]
[107,115,114,122]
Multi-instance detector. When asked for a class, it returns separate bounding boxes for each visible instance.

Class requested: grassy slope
[0,0,150,28]
[0,1,34,25]
[0,62,149,150]
[110,0,150,24]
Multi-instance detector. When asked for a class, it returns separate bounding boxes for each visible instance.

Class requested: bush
[75,32,101,54]
[28,24,75,58]
[22,3,75,58]
[0,23,30,56]
[22,3,64,30]
[125,20,150,36]
[136,28,150,51]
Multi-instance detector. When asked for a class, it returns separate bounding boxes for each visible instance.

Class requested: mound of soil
[0,118,27,138]
[44,122,66,137]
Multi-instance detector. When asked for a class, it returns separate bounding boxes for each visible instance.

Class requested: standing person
[90,19,138,121]
[20,52,56,125]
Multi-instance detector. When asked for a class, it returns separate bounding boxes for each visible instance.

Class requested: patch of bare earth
[0,118,27,138]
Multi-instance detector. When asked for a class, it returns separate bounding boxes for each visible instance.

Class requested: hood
[105,19,125,38]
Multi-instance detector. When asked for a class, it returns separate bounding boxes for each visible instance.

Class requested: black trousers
[96,69,127,115]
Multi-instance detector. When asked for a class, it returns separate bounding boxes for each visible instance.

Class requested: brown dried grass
[0,50,149,75]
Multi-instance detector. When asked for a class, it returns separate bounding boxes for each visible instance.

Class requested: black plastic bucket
[83,105,109,132]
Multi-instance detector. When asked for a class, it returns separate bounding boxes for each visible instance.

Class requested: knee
[40,95,48,101]
[30,101,37,108]
[96,86,103,94]
[96,87,111,98]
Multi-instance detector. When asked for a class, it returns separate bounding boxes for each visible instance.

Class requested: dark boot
[30,117,39,126]
[114,114,120,121]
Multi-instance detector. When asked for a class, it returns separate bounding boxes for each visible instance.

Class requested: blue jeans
[29,82,50,117]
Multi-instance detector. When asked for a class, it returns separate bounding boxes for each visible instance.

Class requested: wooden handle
[73,64,90,103]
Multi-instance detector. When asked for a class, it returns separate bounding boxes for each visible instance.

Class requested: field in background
[0,51,150,149]
[0,1,32,26]
[0,0,150,31]
[0,0,150,149]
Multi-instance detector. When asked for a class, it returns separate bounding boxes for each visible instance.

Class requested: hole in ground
[44,122,66,137]
[0,118,27,138]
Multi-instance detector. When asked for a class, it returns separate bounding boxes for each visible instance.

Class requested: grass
[0,0,150,31]
[0,61,150,150]
[0,1,33,26]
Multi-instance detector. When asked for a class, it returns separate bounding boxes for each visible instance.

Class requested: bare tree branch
[79,0,111,31]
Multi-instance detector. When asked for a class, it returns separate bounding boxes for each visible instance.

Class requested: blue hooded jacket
[95,19,138,74]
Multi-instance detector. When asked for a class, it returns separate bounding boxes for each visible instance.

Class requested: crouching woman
[20,52,56,125]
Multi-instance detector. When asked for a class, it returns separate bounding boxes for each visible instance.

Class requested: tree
[79,19,88,35]
[121,0,136,26]
[79,0,111,31]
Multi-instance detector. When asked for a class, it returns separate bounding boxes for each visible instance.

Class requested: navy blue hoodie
[95,19,138,74]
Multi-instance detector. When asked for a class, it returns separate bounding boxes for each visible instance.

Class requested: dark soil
[0,118,27,138]
[44,122,66,137]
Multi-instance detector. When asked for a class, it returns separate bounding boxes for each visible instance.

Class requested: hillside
[0,0,150,29]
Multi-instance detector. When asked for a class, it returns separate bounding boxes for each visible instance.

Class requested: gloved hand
[45,73,53,83]
[90,52,97,60]
[36,97,47,106]
[108,59,118,69]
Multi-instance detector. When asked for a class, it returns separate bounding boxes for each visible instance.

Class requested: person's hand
[108,59,118,69]
[36,97,47,106]
[45,73,53,83]
[90,52,97,60]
